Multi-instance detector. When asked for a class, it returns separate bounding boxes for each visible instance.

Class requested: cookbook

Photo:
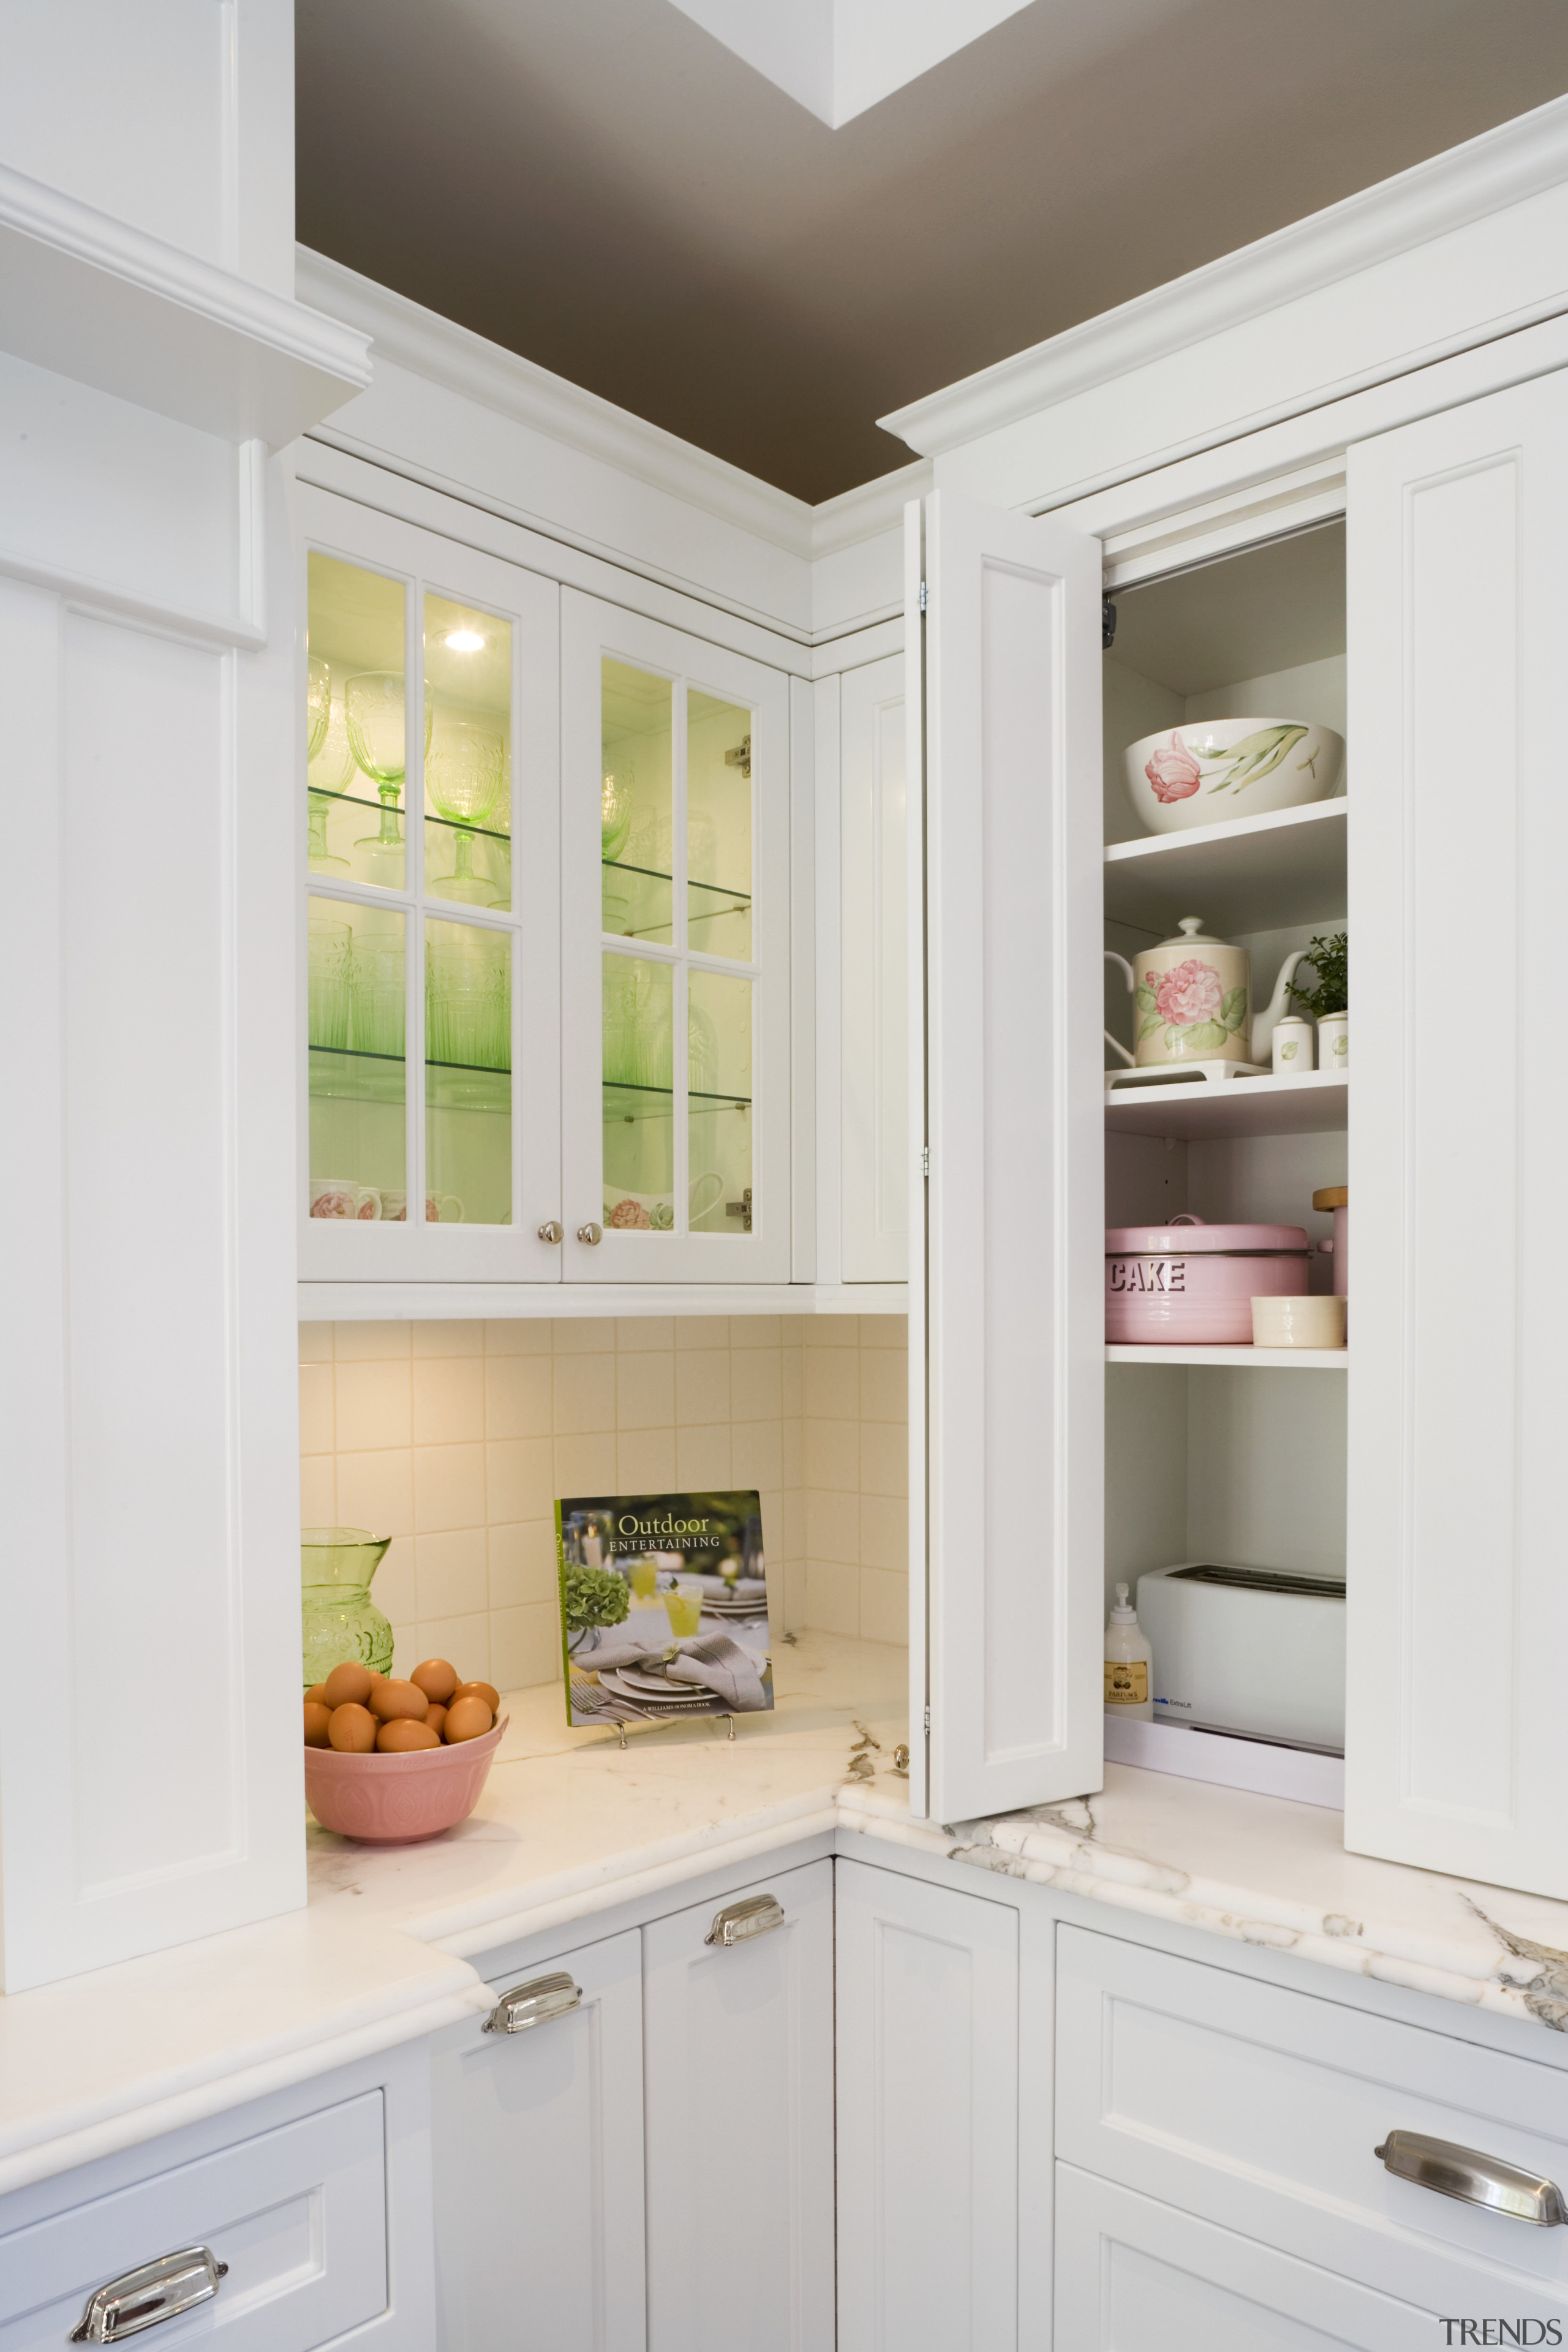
[555,1489,774,1727]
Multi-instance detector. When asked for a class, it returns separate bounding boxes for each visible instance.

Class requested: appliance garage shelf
[1106,1344,1348,1368]
[1103,798,1346,934]
[1104,1069,1346,1140]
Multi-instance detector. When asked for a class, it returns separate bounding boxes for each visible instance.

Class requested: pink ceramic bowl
[304,1716,507,1843]
[1106,1216,1309,1344]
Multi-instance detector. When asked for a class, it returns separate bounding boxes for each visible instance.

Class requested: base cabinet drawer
[1057,2164,1446,2349]
[0,2091,387,2352]
[430,1926,646,2352]
[1057,1924,1568,2319]
[643,1859,834,2352]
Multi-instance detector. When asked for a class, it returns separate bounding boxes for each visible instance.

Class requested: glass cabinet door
[562,592,793,1282]
[298,488,560,1284]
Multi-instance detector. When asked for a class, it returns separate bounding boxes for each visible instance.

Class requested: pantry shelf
[1103,797,1346,933]
[1104,1068,1346,1141]
[1106,1344,1348,1368]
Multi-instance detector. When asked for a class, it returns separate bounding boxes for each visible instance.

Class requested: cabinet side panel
[1347,368,1568,1894]
[840,655,908,1284]
[924,490,1103,1820]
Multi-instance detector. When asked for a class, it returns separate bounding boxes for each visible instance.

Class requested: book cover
[555,1490,773,1726]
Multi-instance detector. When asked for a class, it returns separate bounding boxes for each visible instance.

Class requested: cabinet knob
[1374,2130,1566,2225]
[577,1221,603,1246]
[484,1970,583,2035]
[705,1893,785,1947]
[537,1221,564,1245]
[71,2247,228,2342]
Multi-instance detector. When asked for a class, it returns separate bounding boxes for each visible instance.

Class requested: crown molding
[296,248,926,564]
[0,164,370,447]
[881,94,1568,457]
[296,248,823,559]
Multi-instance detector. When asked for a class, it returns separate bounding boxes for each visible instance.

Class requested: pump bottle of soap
[1104,1582,1153,1720]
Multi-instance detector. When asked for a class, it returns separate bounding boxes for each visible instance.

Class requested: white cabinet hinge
[921,1145,929,1178]
[923,1708,931,1735]
[918,580,928,612]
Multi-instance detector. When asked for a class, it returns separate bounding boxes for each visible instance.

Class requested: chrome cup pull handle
[706,1893,785,1947]
[71,2248,228,2342]
[484,1970,582,2035]
[1374,2130,1566,2226]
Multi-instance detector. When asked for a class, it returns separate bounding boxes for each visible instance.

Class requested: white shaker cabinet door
[835,1860,1019,2352]
[642,1859,834,2352]
[913,489,1105,1823]
[429,1928,647,2352]
[839,654,909,1283]
[1346,369,1568,1897]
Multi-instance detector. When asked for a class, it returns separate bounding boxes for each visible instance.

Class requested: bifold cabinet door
[912,489,1105,1822]
[642,1860,834,2352]
[429,1928,646,2352]
[835,1860,1019,2351]
[1346,369,1568,1896]
[560,590,793,1282]
[1055,2165,1438,2349]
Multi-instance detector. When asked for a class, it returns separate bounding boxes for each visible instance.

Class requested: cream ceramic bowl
[1123,717,1344,836]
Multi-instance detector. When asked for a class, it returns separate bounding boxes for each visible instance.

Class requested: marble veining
[13,1634,1568,2201]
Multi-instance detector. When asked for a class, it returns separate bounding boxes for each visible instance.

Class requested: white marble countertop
[7,1632,1568,2199]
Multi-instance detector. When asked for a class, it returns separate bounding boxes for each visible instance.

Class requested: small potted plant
[1287,932,1348,1072]
[562,1559,630,1657]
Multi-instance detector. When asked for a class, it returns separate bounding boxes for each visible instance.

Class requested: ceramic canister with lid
[1111,918,1251,1068]
[1106,1213,1310,1344]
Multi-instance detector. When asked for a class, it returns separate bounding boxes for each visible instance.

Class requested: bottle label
[1104,1660,1148,1705]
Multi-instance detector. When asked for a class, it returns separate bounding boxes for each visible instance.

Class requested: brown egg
[369,1678,429,1724]
[323,1662,374,1709]
[304,1683,329,1707]
[303,1701,333,1747]
[377,1718,441,1752]
[366,1668,388,1687]
[424,1703,448,1741]
[443,1694,494,1743]
[451,1679,500,1714]
[411,1657,459,1706]
[327,1702,377,1753]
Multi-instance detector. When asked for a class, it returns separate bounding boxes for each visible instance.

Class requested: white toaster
[1134,1563,1346,1752]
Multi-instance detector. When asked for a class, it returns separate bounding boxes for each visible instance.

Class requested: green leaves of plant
[1286,930,1349,1019]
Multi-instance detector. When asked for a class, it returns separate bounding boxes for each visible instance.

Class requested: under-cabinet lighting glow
[444,628,485,652]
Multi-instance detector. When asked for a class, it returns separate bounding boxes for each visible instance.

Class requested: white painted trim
[0,163,369,446]
[296,1281,908,1318]
[0,541,265,653]
[881,95,1568,458]
[295,247,927,567]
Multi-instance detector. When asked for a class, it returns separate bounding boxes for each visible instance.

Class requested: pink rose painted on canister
[1144,733,1202,804]
[1106,1217,1310,1344]
[1152,957,1223,1030]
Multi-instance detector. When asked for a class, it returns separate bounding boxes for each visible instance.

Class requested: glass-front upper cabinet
[561,592,793,1282]
[298,488,560,1283]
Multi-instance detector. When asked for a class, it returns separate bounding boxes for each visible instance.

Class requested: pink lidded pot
[1106,1213,1310,1344]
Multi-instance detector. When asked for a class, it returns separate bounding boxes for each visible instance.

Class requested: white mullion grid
[673,676,690,1237]
[407,572,426,1234]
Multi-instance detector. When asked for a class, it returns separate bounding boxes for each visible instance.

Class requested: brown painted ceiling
[296,0,1568,503]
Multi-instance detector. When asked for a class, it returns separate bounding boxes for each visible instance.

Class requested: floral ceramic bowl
[1123,717,1343,835]
[304,1716,507,1843]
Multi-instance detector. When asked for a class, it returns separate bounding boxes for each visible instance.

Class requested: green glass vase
[301,1526,394,1692]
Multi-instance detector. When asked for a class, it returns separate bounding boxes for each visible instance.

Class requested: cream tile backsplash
[298,1313,908,1691]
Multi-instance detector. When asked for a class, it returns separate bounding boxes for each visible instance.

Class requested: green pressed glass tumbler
[301,1526,394,1691]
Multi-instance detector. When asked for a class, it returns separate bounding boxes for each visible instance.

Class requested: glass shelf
[311,1044,511,1106]
[603,1081,752,1125]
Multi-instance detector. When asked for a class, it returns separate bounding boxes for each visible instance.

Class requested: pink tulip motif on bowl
[1145,736,1202,804]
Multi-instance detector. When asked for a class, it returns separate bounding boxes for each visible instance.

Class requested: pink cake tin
[1106,1214,1310,1344]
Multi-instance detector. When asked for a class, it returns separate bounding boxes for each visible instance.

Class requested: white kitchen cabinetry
[562,590,794,1284]
[1346,369,1568,1896]
[642,1860,835,2352]
[430,1928,647,2352]
[834,1860,1020,2352]
[837,655,908,1284]
[1054,2165,1436,2350]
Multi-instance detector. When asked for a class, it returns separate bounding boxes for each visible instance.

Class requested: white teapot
[1105,917,1314,1069]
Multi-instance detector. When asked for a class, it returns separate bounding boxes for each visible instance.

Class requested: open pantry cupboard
[910,360,1568,1905]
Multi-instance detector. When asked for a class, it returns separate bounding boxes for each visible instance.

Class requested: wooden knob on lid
[1312,1186,1348,1211]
